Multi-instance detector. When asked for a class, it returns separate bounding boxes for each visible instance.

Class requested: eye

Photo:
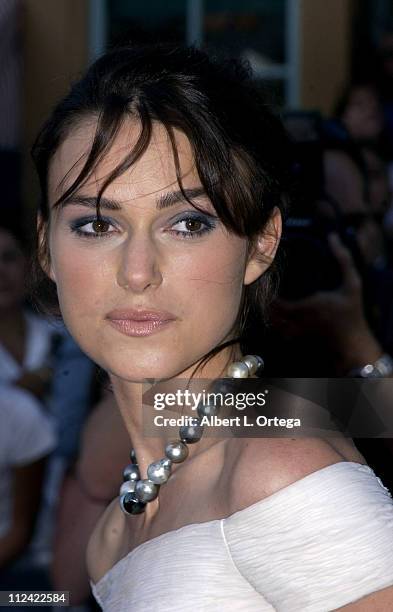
[168,213,216,239]
[69,216,117,238]
[174,218,203,232]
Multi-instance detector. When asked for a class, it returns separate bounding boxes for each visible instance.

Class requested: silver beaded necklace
[119,354,263,515]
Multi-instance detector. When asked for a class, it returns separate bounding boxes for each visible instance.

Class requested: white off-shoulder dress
[90,462,393,611]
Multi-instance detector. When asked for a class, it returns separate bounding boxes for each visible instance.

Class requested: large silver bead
[120,480,137,495]
[120,492,146,515]
[179,418,204,444]
[197,401,220,418]
[226,361,249,378]
[147,458,172,484]
[135,479,159,502]
[123,463,140,482]
[254,355,264,373]
[242,355,260,375]
[165,440,189,463]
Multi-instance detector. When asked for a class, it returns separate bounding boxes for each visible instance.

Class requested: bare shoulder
[86,496,127,585]
[225,437,363,514]
[335,584,393,611]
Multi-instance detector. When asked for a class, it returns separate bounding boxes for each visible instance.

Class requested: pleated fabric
[91,462,393,611]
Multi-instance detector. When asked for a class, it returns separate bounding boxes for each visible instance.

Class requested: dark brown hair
[30,43,291,368]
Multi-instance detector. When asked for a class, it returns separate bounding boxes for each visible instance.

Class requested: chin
[101,353,194,384]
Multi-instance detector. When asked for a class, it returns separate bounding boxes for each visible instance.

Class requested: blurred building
[19,0,391,227]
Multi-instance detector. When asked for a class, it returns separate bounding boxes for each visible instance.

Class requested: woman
[336,83,385,148]
[0,385,56,575]
[0,223,54,398]
[31,44,393,610]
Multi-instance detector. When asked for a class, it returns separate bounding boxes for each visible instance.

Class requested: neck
[109,343,243,480]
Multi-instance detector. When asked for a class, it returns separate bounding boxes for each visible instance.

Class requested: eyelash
[68,213,217,240]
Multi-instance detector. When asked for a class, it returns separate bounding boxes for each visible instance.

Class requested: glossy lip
[106,308,177,338]
[106,308,176,321]
[107,318,174,337]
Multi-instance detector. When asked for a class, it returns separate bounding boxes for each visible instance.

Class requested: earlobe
[243,206,282,286]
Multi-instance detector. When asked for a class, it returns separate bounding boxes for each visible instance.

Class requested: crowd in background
[2,9,393,612]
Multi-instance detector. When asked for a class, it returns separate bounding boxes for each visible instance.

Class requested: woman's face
[46,119,270,382]
[341,87,383,142]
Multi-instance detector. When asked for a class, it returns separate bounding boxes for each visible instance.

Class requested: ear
[244,206,282,286]
[37,213,56,283]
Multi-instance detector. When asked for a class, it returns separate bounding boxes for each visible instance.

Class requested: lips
[106,308,176,322]
[106,308,177,337]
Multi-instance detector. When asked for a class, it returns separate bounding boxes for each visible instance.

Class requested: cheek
[170,241,246,331]
[50,238,110,334]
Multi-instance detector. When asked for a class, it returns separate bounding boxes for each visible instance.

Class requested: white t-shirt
[0,386,57,538]
[0,309,56,384]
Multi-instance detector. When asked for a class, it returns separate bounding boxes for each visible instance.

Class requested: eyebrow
[59,186,208,212]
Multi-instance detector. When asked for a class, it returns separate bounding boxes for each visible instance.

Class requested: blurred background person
[336,83,386,152]
[0,386,56,587]
[0,220,55,399]
[335,83,393,256]
[256,120,393,491]
[50,386,131,607]
[0,217,97,596]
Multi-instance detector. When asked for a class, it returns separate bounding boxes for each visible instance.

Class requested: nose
[116,234,163,293]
